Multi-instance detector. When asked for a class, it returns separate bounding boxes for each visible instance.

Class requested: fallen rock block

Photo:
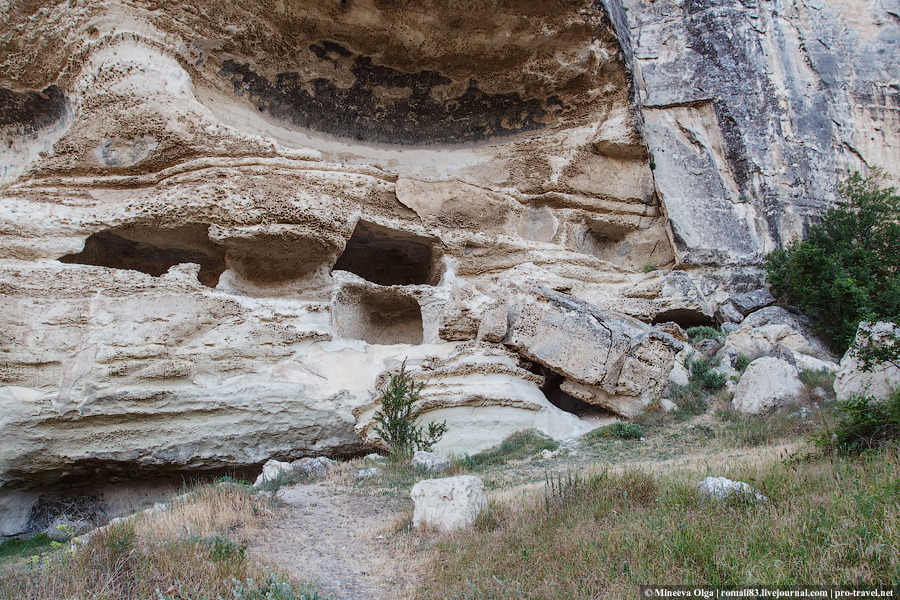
[732,357,805,414]
[411,475,487,531]
[291,457,335,479]
[413,450,451,472]
[253,459,293,489]
[699,477,767,502]
[728,288,775,317]
[355,467,383,479]
[835,321,900,401]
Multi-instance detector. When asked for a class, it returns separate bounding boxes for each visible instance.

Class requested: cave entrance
[332,221,436,286]
[333,286,424,345]
[59,226,226,288]
[527,362,607,417]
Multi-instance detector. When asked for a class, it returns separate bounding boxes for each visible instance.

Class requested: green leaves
[763,173,900,353]
[372,361,447,457]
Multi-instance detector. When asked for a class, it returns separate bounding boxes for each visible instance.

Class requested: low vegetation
[373,362,447,459]
[0,483,328,600]
[456,430,559,470]
[685,325,723,345]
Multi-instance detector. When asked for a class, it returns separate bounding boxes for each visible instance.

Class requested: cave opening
[333,286,424,345]
[527,362,604,416]
[59,226,226,288]
[332,221,435,286]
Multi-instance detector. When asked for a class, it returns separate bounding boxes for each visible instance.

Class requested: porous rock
[253,459,293,489]
[411,475,487,532]
[698,477,767,503]
[412,451,451,473]
[732,357,805,414]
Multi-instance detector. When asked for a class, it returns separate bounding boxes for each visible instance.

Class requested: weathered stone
[655,321,689,342]
[732,358,805,414]
[290,457,334,479]
[506,285,682,418]
[354,468,382,479]
[698,477,767,503]
[411,476,487,531]
[728,289,775,317]
[624,271,714,324]
[694,338,722,358]
[768,344,798,369]
[715,302,745,325]
[835,322,900,401]
[412,451,451,473]
[253,460,294,489]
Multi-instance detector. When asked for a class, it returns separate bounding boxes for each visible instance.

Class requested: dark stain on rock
[218,42,558,145]
[0,85,69,135]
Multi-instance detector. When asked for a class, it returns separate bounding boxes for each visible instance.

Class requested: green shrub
[685,325,723,344]
[583,422,644,442]
[813,390,900,454]
[734,353,751,373]
[457,430,558,469]
[641,262,657,273]
[686,354,727,391]
[372,362,447,458]
[764,173,900,353]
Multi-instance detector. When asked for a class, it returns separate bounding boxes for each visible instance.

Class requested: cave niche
[59,225,226,288]
[332,221,436,286]
[333,285,424,345]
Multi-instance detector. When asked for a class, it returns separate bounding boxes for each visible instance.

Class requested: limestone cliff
[0,0,896,531]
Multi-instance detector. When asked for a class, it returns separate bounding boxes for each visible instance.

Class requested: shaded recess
[527,362,604,416]
[219,41,558,145]
[333,221,436,286]
[59,226,226,288]
[333,286,424,345]
[0,85,69,134]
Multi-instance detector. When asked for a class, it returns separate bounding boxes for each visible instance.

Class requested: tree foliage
[764,173,900,354]
[372,362,447,458]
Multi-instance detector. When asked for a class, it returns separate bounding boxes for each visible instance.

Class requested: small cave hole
[333,286,424,345]
[527,362,606,416]
[59,227,226,288]
[332,221,435,286]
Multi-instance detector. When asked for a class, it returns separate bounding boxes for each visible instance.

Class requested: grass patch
[456,430,559,470]
[798,368,836,393]
[0,534,56,565]
[582,422,643,443]
[0,482,329,600]
[417,449,900,599]
[685,325,723,344]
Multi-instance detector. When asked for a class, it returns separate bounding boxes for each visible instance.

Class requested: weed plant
[685,326,724,344]
[456,430,558,470]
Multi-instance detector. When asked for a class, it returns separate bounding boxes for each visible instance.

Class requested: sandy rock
[291,457,335,479]
[727,289,775,317]
[660,398,678,412]
[253,460,294,489]
[540,449,560,459]
[834,322,900,401]
[694,338,722,358]
[412,451,451,473]
[732,357,805,414]
[698,477,767,503]
[411,476,487,531]
[655,322,689,342]
[768,343,798,368]
[355,468,383,479]
[715,302,745,325]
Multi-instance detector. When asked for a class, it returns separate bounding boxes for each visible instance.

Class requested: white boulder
[411,475,487,532]
[834,322,900,401]
[732,357,805,414]
[252,459,294,489]
[413,450,451,472]
[698,477,767,502]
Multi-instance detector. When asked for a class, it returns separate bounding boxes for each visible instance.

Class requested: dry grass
[0,482,329,600]
[415,448,900,600]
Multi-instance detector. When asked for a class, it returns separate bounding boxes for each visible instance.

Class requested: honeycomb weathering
[0,0,898,522]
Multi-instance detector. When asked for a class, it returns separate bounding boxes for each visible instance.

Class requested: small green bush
[685,325,724,344]
[372,362,447,458]
[734,353,751,373]
[583,422,644,442]
[764,173,900,353]
[686,354,727,391]
[813,390,900,454]
[641,262,657,273]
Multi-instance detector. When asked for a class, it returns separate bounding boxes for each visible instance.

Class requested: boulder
[506,285,683,417]
[768,343,798,368]
[732,357,805,414]
[698,477,767,502]
[355,468,383,479]
[727,289,775,316]
[714,302,745,325]
[694,338,722,358]
[253,459,294,489]
[411,475,487,531]
[725,306,833,363]
[291,457,335,479]
[834,322,900,401]
[655,321,689,342]
[412,451,451,472]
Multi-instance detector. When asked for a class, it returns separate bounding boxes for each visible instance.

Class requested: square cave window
[333,286,424,345]
[332,221,436,286]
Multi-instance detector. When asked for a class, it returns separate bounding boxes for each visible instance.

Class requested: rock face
[411,476,487,532]
[732,357,806,414]
[0,0,896,518]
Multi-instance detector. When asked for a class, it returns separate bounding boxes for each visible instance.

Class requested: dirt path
[249,482,415,600]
